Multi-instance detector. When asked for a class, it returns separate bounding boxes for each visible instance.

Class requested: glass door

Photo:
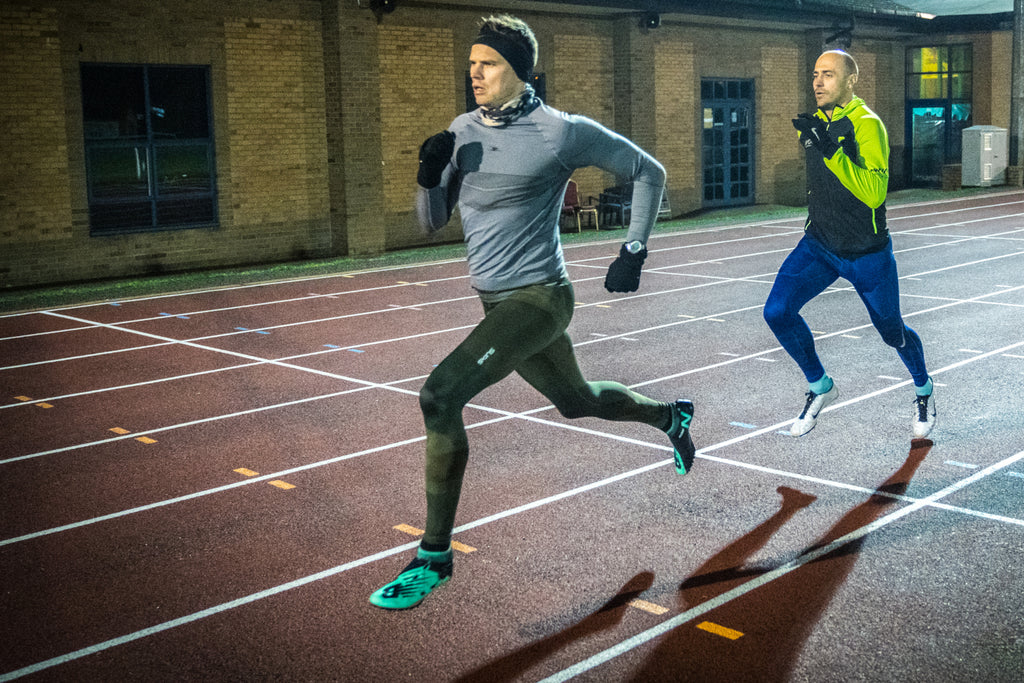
[701,79,754,208]
[906,102,973,186]
[909,104,946,185]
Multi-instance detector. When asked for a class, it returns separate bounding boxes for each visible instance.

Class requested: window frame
[904,45,974,186]
[80,62,218,236]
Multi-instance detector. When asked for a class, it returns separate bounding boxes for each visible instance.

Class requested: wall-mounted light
[639,11,660,30]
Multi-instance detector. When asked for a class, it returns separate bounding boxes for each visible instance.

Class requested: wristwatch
[624,240,645,254]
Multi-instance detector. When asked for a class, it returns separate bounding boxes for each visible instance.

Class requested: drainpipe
[1012,0,1024,181]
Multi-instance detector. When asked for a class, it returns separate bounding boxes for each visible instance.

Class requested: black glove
[792,113,839,159]
[827,116,858,159]
[604,244,647,293]
[417,130,455,188]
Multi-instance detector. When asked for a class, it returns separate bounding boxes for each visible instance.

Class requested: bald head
[822,50,859,78]
[813,50,859,116]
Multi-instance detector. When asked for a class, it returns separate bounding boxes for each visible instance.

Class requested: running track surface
[2,190,1023,682]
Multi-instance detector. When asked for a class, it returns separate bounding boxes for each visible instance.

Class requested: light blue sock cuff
[809,374,833,395]
[915,377,933,396]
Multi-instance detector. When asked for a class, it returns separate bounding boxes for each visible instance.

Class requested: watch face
[625,241,643,253]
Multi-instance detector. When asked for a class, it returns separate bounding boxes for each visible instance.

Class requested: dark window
[81,63,216,234]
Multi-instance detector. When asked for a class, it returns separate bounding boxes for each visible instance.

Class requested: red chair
[560,179,599,232]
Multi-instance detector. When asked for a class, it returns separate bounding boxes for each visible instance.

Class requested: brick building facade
[0,0,1013,289]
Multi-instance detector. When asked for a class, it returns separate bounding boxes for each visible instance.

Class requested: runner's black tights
[419,279,672,548]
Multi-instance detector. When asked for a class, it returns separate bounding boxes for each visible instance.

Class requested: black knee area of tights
[419,366,474,424]
[419,383,452,422]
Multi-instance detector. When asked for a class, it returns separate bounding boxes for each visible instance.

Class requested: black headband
[473,28,533,83]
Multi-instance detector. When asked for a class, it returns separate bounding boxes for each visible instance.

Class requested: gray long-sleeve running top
[416,102,666,292]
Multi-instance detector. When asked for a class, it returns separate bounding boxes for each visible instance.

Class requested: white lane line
[0,541,422,682]
[0,322,478,410]
[0,258,473,319]
[539,447,1024,683]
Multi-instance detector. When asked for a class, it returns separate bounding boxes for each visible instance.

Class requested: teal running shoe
[370,548,453,610]
[668,399,696,475]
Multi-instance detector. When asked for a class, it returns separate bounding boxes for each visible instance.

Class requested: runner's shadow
[452,571,654,683]
[630,438,933,682]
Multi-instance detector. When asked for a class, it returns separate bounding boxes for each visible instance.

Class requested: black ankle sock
[420,540,450,553]
[660,403,676,434]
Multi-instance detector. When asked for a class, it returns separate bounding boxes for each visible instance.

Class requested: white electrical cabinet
[961,125,1007,187]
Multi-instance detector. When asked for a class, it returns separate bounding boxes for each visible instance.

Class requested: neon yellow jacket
[800,96,890,257]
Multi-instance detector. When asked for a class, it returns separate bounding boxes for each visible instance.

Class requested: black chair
[595,183,632,229]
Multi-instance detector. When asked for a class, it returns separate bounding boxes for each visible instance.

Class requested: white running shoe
[790,383,838,436]
[912,391,936,438]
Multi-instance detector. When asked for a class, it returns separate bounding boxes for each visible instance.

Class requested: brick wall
[0,5,72,249]
[378,24,456,250]
[553,32,615,208]
[760,45,804,206]
[224,17,329,252]
[654,36,696,213]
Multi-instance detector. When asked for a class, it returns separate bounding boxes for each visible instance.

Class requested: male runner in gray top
[370,14,696,610]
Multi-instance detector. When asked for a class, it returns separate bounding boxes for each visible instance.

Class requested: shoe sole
[672,400,695,475]
[913,415,936,438]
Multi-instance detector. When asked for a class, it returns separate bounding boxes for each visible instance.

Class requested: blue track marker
[348,348,365,353]
[324,344,340,349]
[730,422,757,430]
[945,460,979,469]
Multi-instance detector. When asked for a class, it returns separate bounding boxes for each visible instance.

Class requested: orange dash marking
[393,524,476,553]
[697,621,744,640]
[135,437,158,444]
[109,427,131,435]
[269,480,295,490]
[234,468,259,477]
